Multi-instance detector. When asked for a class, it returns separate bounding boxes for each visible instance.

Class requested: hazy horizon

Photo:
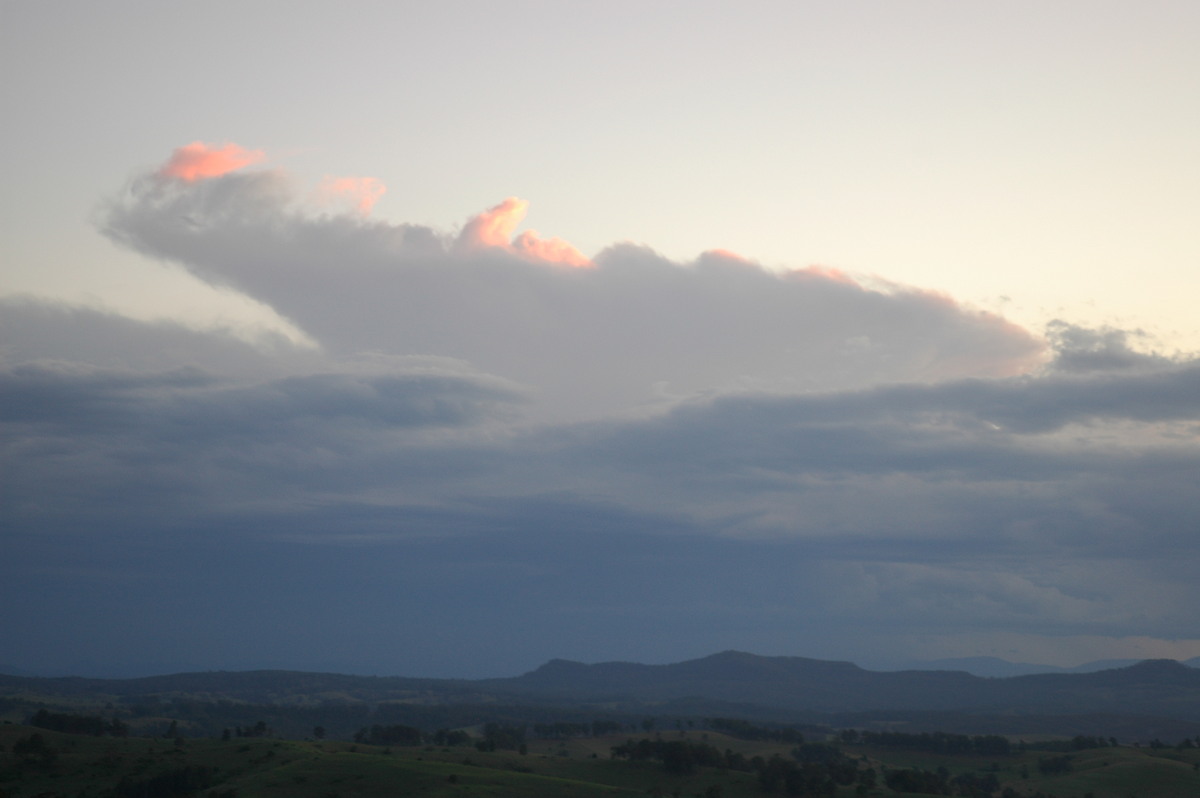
[6,648,1200,683]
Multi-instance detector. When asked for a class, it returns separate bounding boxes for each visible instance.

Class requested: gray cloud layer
[1,161,1197,677]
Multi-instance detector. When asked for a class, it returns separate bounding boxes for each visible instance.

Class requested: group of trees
[350,722,525,750]
[1035,754,1074,775]
[530,719,624,739]
[353,723,423,746]
[840,729,1011,757]
[609,734,1018,798]
[706,717,809,743]
[430,727,472,746]
[754,751,863,796]
[1147,736,1199,750]
[28,708,128,737]
[610,737,868,796]
[10,732,58,770]
[476,722,526,752]
[882,766,1000,797]
[220,720,270,740]
[611,738,728,775]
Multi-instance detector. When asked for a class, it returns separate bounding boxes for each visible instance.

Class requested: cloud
[4,309,1198,673]
[0,356,526,534]
[515,358,1200,544]
[511,228,592,267]
[822,561,1115,629]
[0,296,313,376]
[101,159,1046,420]
[454,196,591,267]
[0,356,523,442]
[5,145,1199,677]
[455,196,529,250]
[6,319,1196,555]
[316,176,387,214]
[157,141,265,181]
[1045,319,1186,373]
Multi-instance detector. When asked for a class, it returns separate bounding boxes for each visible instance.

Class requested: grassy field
[3,722,1199,797]
[992,745,1200,798]
[849,740,1200,798]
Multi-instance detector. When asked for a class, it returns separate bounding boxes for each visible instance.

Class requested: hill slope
[482,651,1200,720]
[4,652,1200,734]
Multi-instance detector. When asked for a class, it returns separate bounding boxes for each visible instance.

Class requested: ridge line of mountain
[3,649,1199,685]
[5,651,1198,740]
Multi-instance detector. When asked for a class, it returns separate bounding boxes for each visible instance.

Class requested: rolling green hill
[3,721,1198,798]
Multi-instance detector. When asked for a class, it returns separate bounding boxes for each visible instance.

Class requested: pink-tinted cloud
[703,248,751,263]
[456,197,592,267]
[158,141,265,181]
[787,264,861,287]
[105,158,1048,396]
[512,230,591,268]
[318,176,387,214]
[456,197,529,250]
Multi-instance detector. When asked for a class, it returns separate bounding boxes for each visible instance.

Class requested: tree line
[610,737,867,796]
[28,708,129,737]
[839,728,1012,756]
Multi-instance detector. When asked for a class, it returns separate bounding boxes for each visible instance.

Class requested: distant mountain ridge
[881,655,1200,678]
[478,651,1200,721]
[3,651,1199,728]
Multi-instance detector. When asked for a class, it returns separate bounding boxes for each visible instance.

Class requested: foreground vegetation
[3,717,1199,798]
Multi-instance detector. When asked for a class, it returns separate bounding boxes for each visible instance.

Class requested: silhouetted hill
[3,653,1199,735]
[878,655,1200,677]
[884,656,1057,678]
[480,652,1200,720]
[881,655,1167,677]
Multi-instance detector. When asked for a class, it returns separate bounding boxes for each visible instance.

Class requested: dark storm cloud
[0,361,211,429]
[0,354,526,536]
[6,333,1195,556]
[635,356,1200,440]
[4,322,1198,675]
[560,357,1200,495]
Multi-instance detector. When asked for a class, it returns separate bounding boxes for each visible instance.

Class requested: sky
[1,0,1199,679]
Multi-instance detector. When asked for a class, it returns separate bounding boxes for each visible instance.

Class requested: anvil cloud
[2,148,1198,679]
[101,154,1045,418]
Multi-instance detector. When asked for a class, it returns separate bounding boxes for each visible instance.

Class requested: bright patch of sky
[3,1,1198,349]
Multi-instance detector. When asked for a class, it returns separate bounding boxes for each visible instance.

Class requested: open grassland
[0,726,782,798]
[852,741,1200,798]
[1,726,639,798]
[997,745,1200,798]
[3,723,1199,798]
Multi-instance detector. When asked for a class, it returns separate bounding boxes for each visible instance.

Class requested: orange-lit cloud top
[318,176,387,214]
[703,248,751,263]
[158,141,265,181]
[787,264,861,287]
[458,197,528,249]
[512,230,591,268]
[456,197,591,267]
